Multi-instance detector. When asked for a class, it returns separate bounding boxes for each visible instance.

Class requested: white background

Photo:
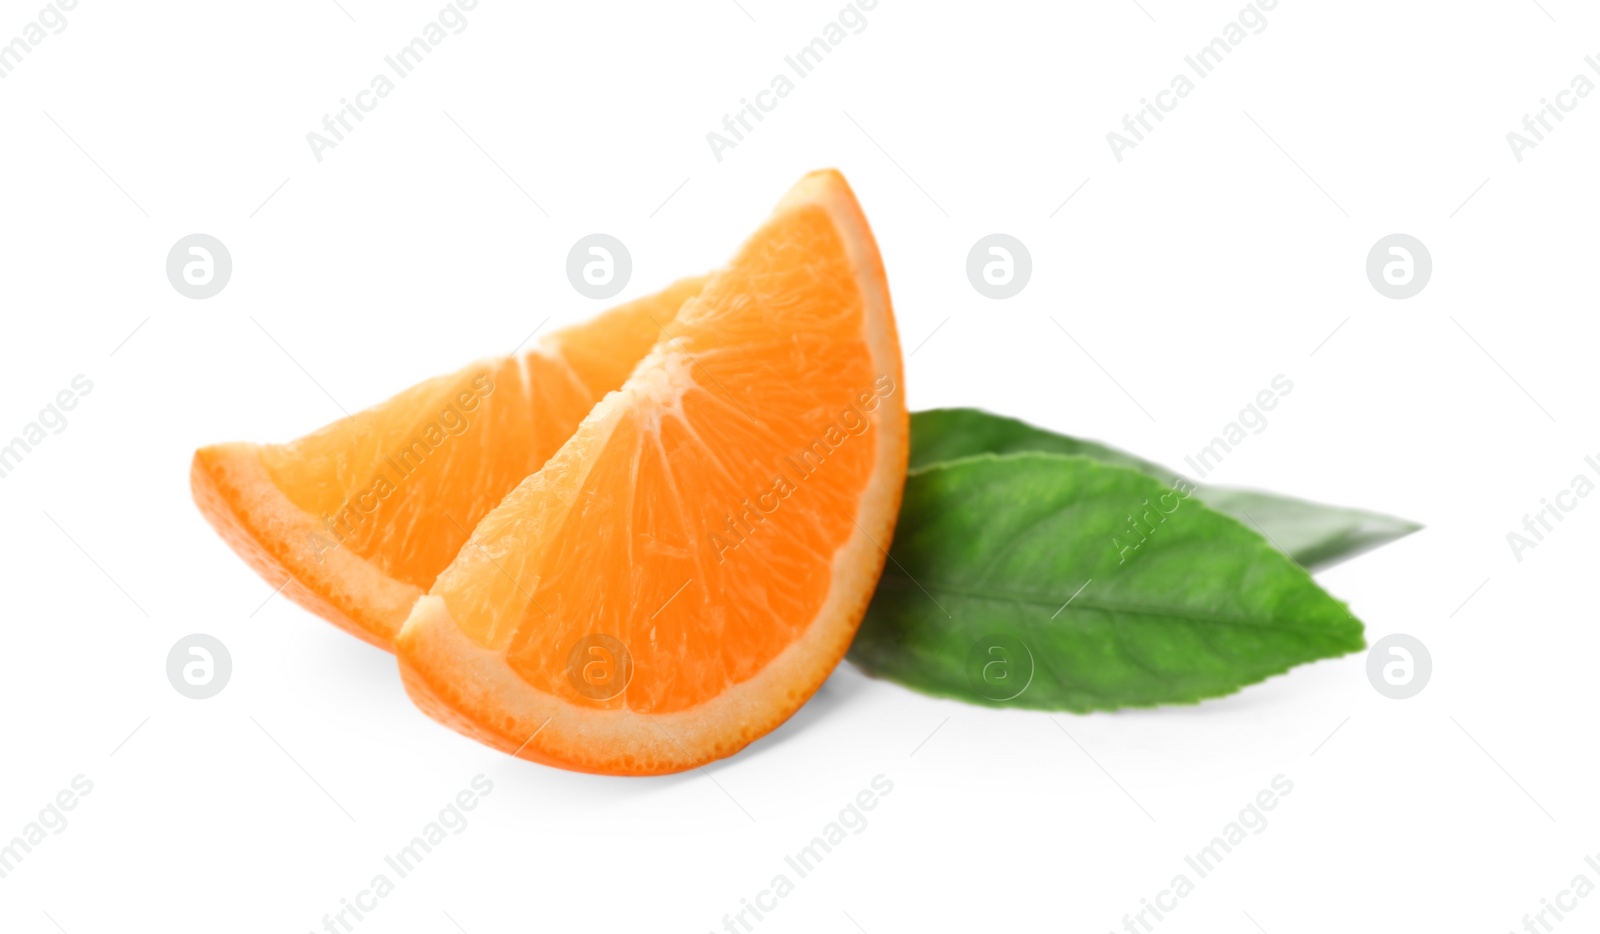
[2,1,1597,931]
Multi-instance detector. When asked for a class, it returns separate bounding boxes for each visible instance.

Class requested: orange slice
[396,170,908,775]
[191,277,707,649]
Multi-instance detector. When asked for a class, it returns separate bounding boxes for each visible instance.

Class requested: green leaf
[1189,488,1420,571]
[910,408,1181,479]
[910,408,1420,570]
[848,453,1365,711]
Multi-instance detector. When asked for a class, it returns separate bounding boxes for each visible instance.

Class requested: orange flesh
[418,171,905,733]
[192,277,706,646]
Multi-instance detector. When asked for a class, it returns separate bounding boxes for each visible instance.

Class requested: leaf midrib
[877,572,1350,638]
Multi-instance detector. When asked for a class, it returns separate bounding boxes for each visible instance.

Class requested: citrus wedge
[191,277,707,649]
[396,170,908,775]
